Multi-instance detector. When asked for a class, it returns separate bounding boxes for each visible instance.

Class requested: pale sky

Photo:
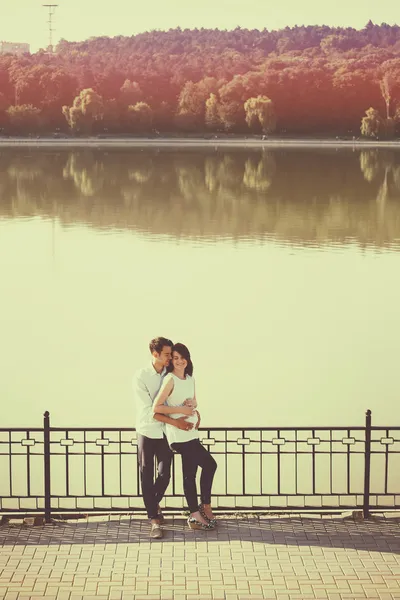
[0,0,397,53]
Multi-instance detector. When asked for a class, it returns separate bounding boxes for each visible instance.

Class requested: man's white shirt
[133,362,166,438]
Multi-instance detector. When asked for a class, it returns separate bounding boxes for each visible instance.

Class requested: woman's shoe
[187,517,215,530]
[199,504,217,527]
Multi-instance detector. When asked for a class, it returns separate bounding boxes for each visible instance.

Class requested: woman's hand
[183,398,197,409]
[195,410,201,429]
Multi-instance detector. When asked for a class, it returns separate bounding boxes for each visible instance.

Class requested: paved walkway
[0,513,399,600]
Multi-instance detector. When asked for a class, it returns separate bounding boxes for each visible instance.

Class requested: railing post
[43,411,51,524]
[363,409,372,519]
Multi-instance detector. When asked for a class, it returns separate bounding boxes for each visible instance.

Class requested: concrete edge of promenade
[0,136,400,148]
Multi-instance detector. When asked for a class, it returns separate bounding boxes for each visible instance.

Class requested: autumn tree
[205,93,221,130]
[175,78,220,131]
[360,107,385,138]
[153,101,174,131]
[6,104,42,133]
[120,80,143,106]
[218,101,245,131]
[218,75,258,131]
[175,81,199,130]
[0,92,7,110]
[127,102,153,132]
[378,61,400,125]
[320,34,359,54]
[102,98,121,133]
[1,25,400,134]
[62,88,104,133]
[395,105,400,135]
[244,96,277,134]
[0,92,7,128]
[380,75,392,119]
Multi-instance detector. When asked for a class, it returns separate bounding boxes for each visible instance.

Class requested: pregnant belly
[171,412,198,426]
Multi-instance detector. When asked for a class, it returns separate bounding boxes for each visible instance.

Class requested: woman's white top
[164,373,199,447]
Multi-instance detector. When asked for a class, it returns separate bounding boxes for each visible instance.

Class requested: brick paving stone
[1,513,399,599]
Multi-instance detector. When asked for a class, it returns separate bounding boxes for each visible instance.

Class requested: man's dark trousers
[137,434,173,519]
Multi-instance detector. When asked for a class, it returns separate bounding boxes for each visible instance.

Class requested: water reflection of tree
[360,150,400,228]
[0,148,400,247]
[63,152,106,197]
[243,154,276,191]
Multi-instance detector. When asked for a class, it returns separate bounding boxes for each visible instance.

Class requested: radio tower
[42,4,58,52]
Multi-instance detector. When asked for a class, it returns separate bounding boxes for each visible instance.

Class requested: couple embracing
[133,337,217,539]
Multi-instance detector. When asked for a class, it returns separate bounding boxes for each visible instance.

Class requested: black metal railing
[0,410,399,523]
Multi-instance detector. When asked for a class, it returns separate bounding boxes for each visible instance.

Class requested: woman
[152,343,217,530]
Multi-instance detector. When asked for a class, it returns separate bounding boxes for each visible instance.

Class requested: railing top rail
[1,425,392,433]
[47,426,369,432]
[371,426,400,430]
[0,428,44,433]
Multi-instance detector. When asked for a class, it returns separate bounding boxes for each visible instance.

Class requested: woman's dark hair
[167,342,193,377]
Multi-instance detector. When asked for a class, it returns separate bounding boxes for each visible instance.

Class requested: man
[133,336,195,539]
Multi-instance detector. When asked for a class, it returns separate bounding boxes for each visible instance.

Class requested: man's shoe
[150,522,163,539]
[157,506,165,523]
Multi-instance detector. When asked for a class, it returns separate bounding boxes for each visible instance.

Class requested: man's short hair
[149,337,173,354]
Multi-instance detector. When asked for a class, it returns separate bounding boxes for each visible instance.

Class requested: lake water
[1,146,400,430]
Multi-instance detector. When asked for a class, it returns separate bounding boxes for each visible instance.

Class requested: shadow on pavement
[1,516,399,553]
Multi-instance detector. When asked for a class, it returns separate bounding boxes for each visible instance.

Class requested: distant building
[0,41,30,55]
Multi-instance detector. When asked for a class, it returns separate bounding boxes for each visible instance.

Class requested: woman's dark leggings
[172,439,217,514]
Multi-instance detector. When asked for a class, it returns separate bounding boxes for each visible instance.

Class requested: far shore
[0,135,400,149]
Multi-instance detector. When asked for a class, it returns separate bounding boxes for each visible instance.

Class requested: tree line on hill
[0,22,400,137]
